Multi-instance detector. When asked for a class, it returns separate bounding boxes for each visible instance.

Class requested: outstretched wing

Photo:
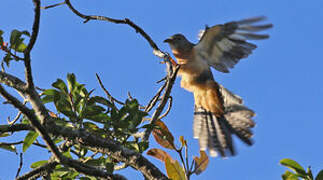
[194,16,272,73]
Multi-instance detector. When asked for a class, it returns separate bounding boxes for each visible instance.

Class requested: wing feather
[195,16,272,73]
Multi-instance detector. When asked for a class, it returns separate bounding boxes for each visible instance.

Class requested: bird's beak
[163,37,173,43]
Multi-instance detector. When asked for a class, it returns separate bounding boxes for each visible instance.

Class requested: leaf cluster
[1,73,149,179]
[280,158,323,180]
[0,29,29,67]
[147,119,209,180]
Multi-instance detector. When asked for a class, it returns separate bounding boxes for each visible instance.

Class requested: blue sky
[1,0,323,179]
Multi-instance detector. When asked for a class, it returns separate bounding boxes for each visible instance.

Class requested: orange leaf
[49,111,58,118]
[146,148,172,163]
[152,119,175,149]
[193,150,209,175]
[179,136,187,149]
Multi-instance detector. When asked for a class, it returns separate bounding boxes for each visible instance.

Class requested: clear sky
[1,0,323,179]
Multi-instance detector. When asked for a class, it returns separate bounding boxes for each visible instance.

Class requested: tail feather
[193,84,255,157]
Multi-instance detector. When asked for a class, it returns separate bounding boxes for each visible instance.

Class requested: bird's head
[164,34,193,52]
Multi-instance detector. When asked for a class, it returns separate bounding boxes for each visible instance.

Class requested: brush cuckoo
[164,16,272,157]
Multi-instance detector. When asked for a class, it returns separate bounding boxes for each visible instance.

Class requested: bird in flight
[164,16,272,157]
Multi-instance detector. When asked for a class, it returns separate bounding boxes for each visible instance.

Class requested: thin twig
[41,2,66,9]
[114,163,128,171]
[64,0,163,55]
[95,73,124,106]
[82,151,99,163]
[185,143,190,179]
[158,96,172,119]
[15,153,23,178]
[8,100,27,125]
[0,47,24,61]
[143,64,180,141]
[156,76,167,84]
[144,82,167,112]
[17,160,59,180]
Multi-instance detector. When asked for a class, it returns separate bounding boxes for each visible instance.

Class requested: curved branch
[24,0,41,55]
[64,0,162,55]
[143,65,180,141]
[158,96,173,119]
[24,0,41,90]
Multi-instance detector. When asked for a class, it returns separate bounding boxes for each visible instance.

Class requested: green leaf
[83,122,99,132]
[30,160,48,168]
[52,79,68,94]
[23,131,39,152]
[316,170,323,180]
[282,171,300,180]
[307,166,314,180]
[15,42,27,52]
[165,156,186,180]
[43,89,60,96]
[67,73,76,92]
[21,30,30,37]
[9,29,27,53]
[0,143,17,153]
[84,113,110,123]
[90,96,113,108]
[42,95,55,104]
[83,105,106,119]
[10,29,22,45]
[41,89,60,103]
[0,30,3,36]
[53,93,74,118]
[79,177,92,180]
[280,159,307,177]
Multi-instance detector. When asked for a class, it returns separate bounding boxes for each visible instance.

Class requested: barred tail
[193,84,255,157]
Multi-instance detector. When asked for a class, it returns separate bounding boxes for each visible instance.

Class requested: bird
[163,16,272,157]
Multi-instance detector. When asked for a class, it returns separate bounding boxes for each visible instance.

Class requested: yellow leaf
[179,136,187,148]
[165,157,186,180]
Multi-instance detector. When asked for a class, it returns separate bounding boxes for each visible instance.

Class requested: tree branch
[0,84,63,161]
[143,64,180,141]
[96,73,124,106]
[16,160,59,180]
[0,124,33,133]
[41,2,66,10]
[64,0,165,57]
[15,153,23,178]
[0,84,123,179]
[23,0,41,90]
[47,124,168,180]
[0,71,27,93]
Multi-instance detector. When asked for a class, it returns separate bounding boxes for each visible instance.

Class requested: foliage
[147,119,209,180]
[1,72,150,179]
[280,158,323,180]
[0,29,29,67]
